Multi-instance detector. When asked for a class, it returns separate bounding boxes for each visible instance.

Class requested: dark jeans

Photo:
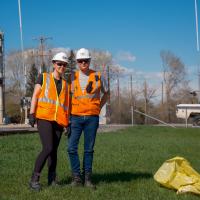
[33,119,63,174]
[67,115,99,175]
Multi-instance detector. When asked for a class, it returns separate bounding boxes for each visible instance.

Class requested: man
[67,48,109,189]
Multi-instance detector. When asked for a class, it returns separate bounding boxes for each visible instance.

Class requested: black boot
[70,174,83,187]
[29,172,41,191]
[48,172,58,186]
[84,173,96,189]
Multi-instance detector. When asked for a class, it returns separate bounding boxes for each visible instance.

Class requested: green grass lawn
[1,126,200,200]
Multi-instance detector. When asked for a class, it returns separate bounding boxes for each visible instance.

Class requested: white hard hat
[52,52,69,63]
[76,48,91,60]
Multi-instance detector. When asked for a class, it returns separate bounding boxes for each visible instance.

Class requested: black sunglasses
[56,62,67,67]
[77,59,90,63]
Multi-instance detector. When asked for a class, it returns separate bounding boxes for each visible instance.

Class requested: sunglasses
[77,59,90,63]
[56,62,67,67]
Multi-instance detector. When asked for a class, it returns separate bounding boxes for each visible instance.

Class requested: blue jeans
[67,115,99,175]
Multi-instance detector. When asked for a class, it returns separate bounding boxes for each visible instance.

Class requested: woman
[29,52,70,191]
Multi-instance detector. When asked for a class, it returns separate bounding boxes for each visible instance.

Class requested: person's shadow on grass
[59,171,152,186]
[93,171,152,184]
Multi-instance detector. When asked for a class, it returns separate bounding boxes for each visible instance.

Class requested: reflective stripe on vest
[76,92,100,100]
[38,73,68,111]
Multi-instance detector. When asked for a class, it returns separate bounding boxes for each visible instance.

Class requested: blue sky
[0,0,199,89]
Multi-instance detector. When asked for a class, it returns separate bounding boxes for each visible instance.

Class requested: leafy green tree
[41,62,47,73]
[64,50,76,81]
[26,63,38,97]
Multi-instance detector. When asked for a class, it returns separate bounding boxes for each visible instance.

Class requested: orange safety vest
[70,70,101,116]
[36,72,69,127]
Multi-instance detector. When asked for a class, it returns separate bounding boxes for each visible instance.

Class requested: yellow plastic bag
[154,157,200,195]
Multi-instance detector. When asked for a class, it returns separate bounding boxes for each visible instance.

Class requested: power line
[0,31,5,124]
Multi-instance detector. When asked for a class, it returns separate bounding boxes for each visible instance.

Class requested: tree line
[4,48,197,124]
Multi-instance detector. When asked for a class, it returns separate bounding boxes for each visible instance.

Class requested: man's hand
[63,124,71,136]
[29,113,36,127]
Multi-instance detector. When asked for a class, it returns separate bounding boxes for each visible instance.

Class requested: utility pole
[144,80,147,124]
[195,0,200,101]
[18,0,26,90]
[161,81,164,105]
[0,31,5,124]
[161,81,164,121]
[198,69,200,102]
[195,0,199,52]
[107,65,111,123]
[117,73,120,124]
[130,74,134,125]
[33,36,52,73]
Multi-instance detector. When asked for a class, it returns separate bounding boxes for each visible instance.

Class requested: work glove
[86,81,93,93]
[63,124,71,137]
[29,113,36,127]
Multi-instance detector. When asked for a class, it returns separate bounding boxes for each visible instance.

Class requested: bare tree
[91,49,112,70]
[142,80,157,124]
[6,50,24,96]
[160,50,187,122]
[174,81,196,104]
